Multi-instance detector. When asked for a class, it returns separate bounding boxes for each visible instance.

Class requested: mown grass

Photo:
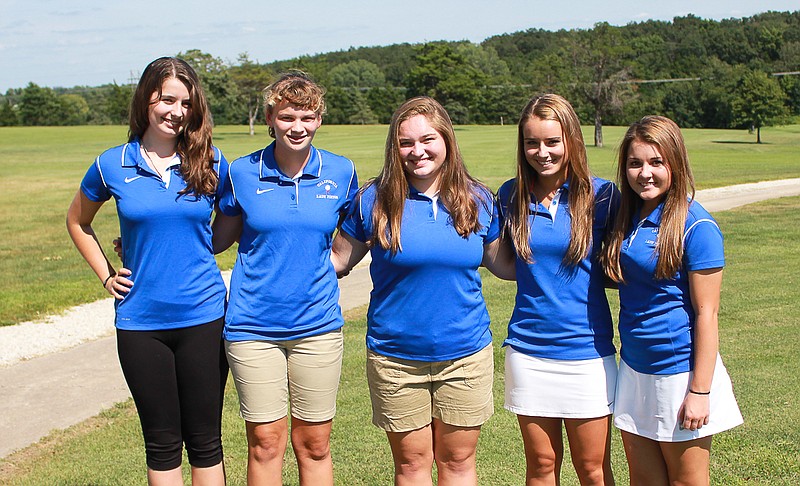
[1,124,800,326]
[2,195,799,484]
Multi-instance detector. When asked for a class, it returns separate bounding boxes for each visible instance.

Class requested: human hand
[112,237,123,260]
[677,392,710,431]
[104,267,133,300]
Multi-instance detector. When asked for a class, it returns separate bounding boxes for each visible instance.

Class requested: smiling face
[146,77,191,141]
[397,114,447,195]
[266,100,322,156]
[522,116,568,184]
[626,140,672,215]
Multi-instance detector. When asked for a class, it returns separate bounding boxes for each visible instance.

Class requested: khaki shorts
[366,344,494,432]
[225,329,343,423]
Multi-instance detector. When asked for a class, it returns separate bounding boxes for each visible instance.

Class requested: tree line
[1,11,798,144]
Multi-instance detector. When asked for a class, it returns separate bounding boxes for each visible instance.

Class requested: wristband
[103,274,115,288]
[689,389,710,396]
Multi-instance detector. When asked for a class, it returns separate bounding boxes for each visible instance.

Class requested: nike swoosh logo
[124,176,143,183]
[256,188,274,195]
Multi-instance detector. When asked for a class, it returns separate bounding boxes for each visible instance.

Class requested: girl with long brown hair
[497,94,618,485]
[66,57,228,485]
[603,115,742,485]
[331,96,513,485]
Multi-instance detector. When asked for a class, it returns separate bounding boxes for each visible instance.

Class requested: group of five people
[66,57,742,485]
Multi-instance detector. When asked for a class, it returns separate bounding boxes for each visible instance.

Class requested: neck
[532,174,565,202]
[274,144,312,179]
[408,175,440,197]
[141,131,177,157]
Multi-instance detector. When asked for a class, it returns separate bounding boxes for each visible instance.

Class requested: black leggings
[117,317,228,471]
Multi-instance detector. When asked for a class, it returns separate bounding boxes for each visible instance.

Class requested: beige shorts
[225,329,343,423]
[366,344,494,433]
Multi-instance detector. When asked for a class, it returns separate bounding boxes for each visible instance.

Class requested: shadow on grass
[712,140,764,144]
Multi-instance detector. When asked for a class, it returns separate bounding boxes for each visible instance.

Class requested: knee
[185,434,224,468]
[291,431,331,462]
[525,450,558,476]
[573,455,610,485]
[248,427,287,464]
[435,447,476,475]
[395,449,434,476]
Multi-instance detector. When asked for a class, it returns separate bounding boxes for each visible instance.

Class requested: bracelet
[689,389,710,396]
[103,274,115,288]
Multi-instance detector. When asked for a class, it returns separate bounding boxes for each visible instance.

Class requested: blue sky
[0,0,797,92]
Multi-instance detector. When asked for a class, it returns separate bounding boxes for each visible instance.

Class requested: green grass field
[1,123,799,326]
[1,124,799,484]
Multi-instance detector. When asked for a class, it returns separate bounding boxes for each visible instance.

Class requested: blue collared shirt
[497,177,619,360]
[219,142,358,341]
[618,200,724,374]
[80,138,228,330]
[342,183,499,361]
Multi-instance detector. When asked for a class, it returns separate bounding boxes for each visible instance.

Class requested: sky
[1,0,797,92]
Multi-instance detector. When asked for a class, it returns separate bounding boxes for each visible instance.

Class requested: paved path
[1,178,799,459]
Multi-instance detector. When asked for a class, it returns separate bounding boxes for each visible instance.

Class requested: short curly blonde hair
[263,71,326,137]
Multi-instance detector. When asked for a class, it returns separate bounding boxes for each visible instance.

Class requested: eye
[399,140,413,148]
[524,139,538,147]
[651,159,664,166]
[546,139,561,147]
[627,159,642,168]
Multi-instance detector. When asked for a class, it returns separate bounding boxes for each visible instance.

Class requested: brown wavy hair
[128,57,216,196]
[369,96,486,254]
[603,115,695,282]
[506,94,594,265]
[263,71,326,138]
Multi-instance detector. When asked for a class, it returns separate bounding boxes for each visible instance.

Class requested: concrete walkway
[1,178,799,459]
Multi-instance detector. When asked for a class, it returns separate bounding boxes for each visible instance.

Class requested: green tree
[731,69,789,143]
[230,53,274,135]
[406,42,487,123]
[59,94,90,125]
[19,83,63,125]
[0,98,19,126]
[178,49,241,125]
[329,59,386,88]
[566,23,636,147]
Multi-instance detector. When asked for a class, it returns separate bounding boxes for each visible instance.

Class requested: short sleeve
[480,188,501,244]
[341,191,369,243]
[684,218,724,271]
[340,162,359,217]
[80,158,112,202]
[217,160,241,217]
[214,148,229,202]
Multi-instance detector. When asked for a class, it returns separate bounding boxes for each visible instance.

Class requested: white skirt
[504,347,617,418]
[614,355,743,442]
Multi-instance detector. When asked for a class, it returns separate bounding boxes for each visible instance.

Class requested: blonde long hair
[507,94,594,264]
[603,115,695,282]
[369,96,485,253]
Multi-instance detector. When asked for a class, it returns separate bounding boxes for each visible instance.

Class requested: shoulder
[685,200,720,234]
[95,142,132,167]
[228,148,264,174]
[591,176,616,195]
[317,148,356,172]
[497,178,516,202]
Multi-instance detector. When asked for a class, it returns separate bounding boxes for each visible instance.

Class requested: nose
[537,142,550,158]
[290,119,304,133]
[410,142,425,157]
[170,103,185,119]
[639,163,652,179]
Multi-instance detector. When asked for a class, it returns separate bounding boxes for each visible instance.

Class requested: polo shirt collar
[635,201,665,226]
[259,142,322,181]
[120,138,180,177]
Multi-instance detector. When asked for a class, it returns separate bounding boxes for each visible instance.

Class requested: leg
[117,329,184,481]
[620,431,669,486]
[517,415,564,486]
[386,425,435,486]
[285,331,343,486]
[173,319,228,485]
[563,416,614,485]
[246,418,289,485]
[146,467,184,486]
[431,419,481,486]
[660,436,712,486]
[290,417,334,486]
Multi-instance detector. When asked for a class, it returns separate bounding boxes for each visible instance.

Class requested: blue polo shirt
[497,177,618,360]
[618,201,724,375]
[80,139,228,331]
[341,183,500,362]
[219,142,358,341]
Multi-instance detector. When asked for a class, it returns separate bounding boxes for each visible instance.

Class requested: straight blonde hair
[506,94,594,265]
[369,96,486,253]
[603,115,695,282]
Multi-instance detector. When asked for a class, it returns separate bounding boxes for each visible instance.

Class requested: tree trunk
[594,111,603,147]
[757,126,762,144]
[248,106,257,136]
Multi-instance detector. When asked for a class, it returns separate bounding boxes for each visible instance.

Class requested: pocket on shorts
[462,346,494,390]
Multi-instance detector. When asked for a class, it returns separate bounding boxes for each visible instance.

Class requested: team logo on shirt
[316,179,339,200]
[645,227,659,245]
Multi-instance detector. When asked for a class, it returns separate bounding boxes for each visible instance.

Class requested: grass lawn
[1,187,799,483]
[1,123,799,326]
